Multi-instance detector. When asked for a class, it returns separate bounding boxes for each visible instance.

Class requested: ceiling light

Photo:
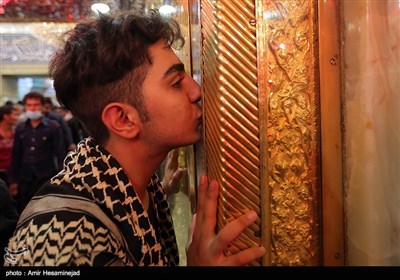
[159,0,176,16]
[91,3,110,14]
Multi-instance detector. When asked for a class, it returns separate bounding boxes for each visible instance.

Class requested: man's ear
[102,103,141,139]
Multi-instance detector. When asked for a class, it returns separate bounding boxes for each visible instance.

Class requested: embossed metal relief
[259,0,321,265]
[201,0,261,266]
[201,0,321,266]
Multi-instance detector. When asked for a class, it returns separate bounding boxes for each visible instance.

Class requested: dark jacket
[8,117,66,184]
[46,111,74,149]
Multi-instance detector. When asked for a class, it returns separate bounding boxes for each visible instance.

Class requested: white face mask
[25,110,43,120]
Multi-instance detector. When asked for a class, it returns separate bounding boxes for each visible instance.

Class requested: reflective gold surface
[201,0,321,266]
[201,0,261,266]
[260,0,321,266]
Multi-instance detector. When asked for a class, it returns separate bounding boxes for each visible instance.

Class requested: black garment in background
[66,116,84,145]
[0,171,8,184]
[8,117,66,184]
[0,178,19,251]
[46,111,74,150]
[15,177,51,214]
[8,117,66,213]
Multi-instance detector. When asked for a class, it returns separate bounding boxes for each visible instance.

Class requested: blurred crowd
[0,91,88,247]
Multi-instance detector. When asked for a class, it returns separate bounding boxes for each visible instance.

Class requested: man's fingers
[192,175,218,240]
[201,180,219,236]
[9,184,18,196]
[194,175,222,241]
[172,168,185,183]
[213,210,259,254]
[167,148,179,169]
[187,176,264,266]
[186,213,197,249]
[167,168,186,194]
[224,246,266,266]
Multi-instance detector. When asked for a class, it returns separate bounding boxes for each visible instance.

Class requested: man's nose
[188,78,201,103]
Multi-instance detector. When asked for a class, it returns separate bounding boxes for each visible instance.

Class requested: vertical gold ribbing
[201,0,261,266]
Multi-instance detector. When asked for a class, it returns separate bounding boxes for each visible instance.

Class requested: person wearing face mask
[4,11,265,266]
[7,91,66,213]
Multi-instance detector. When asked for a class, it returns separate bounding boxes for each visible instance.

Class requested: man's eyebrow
[163,63,185,78]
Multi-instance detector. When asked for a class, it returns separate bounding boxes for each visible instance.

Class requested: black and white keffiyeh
[5,137,179,266]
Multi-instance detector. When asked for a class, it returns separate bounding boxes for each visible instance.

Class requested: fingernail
[246,210,257,221]
[259,246,266,255]
[200,175,207,184]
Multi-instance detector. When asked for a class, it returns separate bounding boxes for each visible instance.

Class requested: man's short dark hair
[43,97,53,106]
[0,105,18,121]
[23,92,45,105]
[50,10,184,144]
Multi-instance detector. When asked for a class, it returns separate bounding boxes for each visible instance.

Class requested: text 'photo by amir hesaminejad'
[5,269,81,277]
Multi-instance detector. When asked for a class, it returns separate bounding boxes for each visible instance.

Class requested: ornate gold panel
[259,0,321,265]
[201,0,321,265]
[201,0,261,266]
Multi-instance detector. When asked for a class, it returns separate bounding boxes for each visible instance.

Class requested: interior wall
[0,76,18,103]
[343,0,400,265]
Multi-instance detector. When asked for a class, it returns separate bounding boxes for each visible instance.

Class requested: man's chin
[185,132,202,146]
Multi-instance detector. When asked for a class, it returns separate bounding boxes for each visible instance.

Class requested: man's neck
[103,138,167,210]
[30,118,43,128]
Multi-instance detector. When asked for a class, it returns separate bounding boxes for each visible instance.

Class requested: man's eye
[173,77,184,88]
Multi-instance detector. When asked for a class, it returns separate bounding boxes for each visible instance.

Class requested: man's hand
[9,183,18,196]
[161,149,186,196]
[67,143,77,151]
[186,175,266,266]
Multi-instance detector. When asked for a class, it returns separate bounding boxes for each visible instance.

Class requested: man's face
[140,40,202,153]
[7,110,19,125]
[25,98,43,112]
[43,103,52,114]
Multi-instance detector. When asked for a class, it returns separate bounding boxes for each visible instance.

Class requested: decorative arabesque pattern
[264,0,321,265]
[201,0,261,266]
[201,0,321,266]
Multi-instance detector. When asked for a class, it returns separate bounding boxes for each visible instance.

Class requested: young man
[7,92,66,213]
[5,10,265,266]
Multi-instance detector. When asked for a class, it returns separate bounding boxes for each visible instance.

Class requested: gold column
[201,0,322,265]
[202,0,261,266]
